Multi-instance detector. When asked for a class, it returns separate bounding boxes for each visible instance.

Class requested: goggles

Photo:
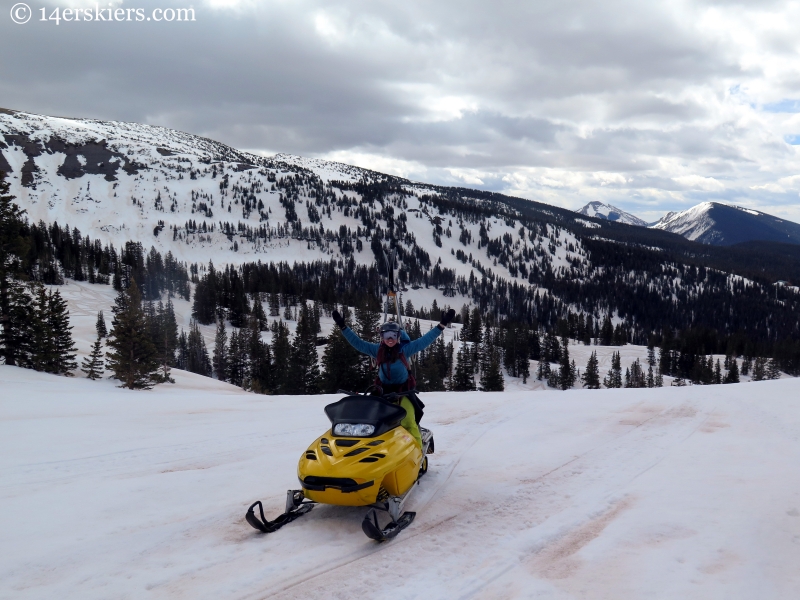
[381,331,399,341]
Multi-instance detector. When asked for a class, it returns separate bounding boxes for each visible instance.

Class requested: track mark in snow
[527,496,635,579]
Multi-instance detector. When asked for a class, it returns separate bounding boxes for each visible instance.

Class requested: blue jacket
[341,325,443,385]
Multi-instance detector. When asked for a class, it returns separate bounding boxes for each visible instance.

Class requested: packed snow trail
[1,367,799,599]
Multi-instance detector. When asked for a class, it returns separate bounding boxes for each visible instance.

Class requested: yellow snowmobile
[245,391,434,541]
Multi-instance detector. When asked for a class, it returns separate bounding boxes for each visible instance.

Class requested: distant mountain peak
[650,201,800,246]
[576,201,647,227]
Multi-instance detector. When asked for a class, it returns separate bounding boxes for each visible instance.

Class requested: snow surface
[651,202,717,242]
[576,202,647,227]
[2,367,800,599]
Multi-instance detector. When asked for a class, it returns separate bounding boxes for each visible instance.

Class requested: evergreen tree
[81,335,105,380]
[714,359,722,385]
[558,337,575,390]
[604,351,622,388]
[625,358,645,388]
[655,367,664,387]
[599,314,613,346]
[251,295,268,331]
[270,319,292,393]
[96,310,108,338]
[175,330,189,370]
[268,292,280,317]
[227,328,245,386]
[213,319,228,381]
[152,299,178,382]
[0,172,30,367]
[646,363,655,388]
[320,306,362,393]
[246,316,273,393]
[582,350,600,389]
[536,357,551,382]
[186,319,212,376]
[106,281,159,389]
[724,358,740,383]
[450,343,476,391]
[741,356,751,376]
[47,288,77,375]
[479,346,504,391]
[287,302,320,394]
[752,356,767,381]
[767,358,780,380]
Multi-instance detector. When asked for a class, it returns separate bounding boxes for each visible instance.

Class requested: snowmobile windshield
[324,396,406,438]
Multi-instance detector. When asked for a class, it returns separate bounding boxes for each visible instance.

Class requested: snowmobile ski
[245,491,314,534]
[361,509,416,542]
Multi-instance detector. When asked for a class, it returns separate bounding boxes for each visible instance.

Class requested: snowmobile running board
[245,491,314,534]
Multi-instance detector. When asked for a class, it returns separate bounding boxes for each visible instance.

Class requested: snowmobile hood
[324,396,406,438]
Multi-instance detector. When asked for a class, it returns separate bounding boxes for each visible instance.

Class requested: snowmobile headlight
[333,423,375,437]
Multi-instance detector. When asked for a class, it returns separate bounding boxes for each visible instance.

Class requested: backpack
[374,344,424,423]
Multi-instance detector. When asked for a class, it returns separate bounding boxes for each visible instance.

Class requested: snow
[651,202,717,241]
[576,201,647,227]
[2,366,799,599]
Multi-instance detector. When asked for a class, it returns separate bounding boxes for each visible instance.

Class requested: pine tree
[213,319,228,380]
[724,358,740,383]
[81,335,105,380]
[714,359,722,385]
[152,299,177,383]
[479,326,504,391]
[655,367,664,387]
[47,288,77,375]
[251,295,268,331]
[96,310,108,338]
[558,337,575,390]
[625,358,645,388]
[536,357,551,382]
[0,172,30,367]
[227,328,245,386]
[106,281,160,389]
[604,351,622,388]
[186,319,212,376]
[287,302,320,394]
[752,356,767,381]
[270,319,292,393]
[767,358,780,380]
[268,292,280,317]
[582,350,600,389]
[450,343,476,391]
[246,316,272,393]
[646,363,655,388]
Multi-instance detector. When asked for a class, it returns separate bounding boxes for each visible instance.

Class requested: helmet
[380,321,401,334]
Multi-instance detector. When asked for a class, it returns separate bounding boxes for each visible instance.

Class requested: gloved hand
[332,309,346,330]
[438,308,456,329]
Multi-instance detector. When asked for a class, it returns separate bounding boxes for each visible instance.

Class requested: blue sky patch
[763,99,800,113]
[784,135,800,145]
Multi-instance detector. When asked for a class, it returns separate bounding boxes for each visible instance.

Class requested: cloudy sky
[3,0,800,221]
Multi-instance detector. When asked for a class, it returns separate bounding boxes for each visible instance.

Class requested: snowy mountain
[650,201,800,246]
[2,108,800,348]
[576,201,647,227]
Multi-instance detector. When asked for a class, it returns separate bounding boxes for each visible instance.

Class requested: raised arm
[403,325,442,356]
[403,308,457,356]
[339,325,380,358]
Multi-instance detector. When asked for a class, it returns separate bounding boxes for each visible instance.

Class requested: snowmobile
[246,245,432,541]
[245,390,434,541]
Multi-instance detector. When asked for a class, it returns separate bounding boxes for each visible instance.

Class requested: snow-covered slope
[576,201,648,227]
[0,107,590,297]
[650,201,800,246]
[2,365,799,599]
